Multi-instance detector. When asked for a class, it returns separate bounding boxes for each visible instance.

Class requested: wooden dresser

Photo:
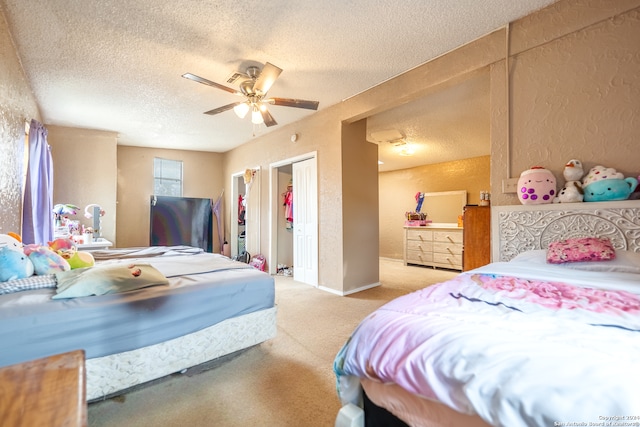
[404,224,463,271]
[462,205,491,271]
[0,350,87,427]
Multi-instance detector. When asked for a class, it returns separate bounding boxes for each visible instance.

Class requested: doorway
[230,167,260,258]
[269,152,318,286]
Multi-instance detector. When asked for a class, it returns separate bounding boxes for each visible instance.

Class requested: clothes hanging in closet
[283,184,293,229]
[238,194,246,225]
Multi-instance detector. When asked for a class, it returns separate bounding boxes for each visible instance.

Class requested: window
[154,158,183,196]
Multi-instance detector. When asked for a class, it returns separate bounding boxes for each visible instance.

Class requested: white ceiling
[1,0,557,165]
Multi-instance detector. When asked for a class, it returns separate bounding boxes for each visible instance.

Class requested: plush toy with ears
[0,246,35,282]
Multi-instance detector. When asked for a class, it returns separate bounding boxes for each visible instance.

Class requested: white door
[292,158,318,286]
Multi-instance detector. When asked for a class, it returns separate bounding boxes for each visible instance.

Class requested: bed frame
[350,200,639,427]
[492,200,640,262]
[87,306,276,401]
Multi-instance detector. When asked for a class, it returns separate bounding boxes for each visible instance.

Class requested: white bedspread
[334,262,640,427]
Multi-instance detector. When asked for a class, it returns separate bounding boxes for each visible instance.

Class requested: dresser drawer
[433,242,462,256]
[433,230,462,244]
[404,226,462,271]
[406,229,433,241]
[433,252,462,269]
[406,250,433,264]
[406,240,433,253]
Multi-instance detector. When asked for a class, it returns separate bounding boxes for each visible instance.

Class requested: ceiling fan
[182,62,319,127]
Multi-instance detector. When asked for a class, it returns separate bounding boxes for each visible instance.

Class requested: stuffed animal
[67,251,95,269]
[582,165,638,202]
[48,238,95,269]
[631,176,640,200]
[48,238,77,260]
[0,246,35,281]
[517,166,557,204]
[554,159,585,203]
[555,181,584,203]
[23,244,70,275]
[0,233,23,253]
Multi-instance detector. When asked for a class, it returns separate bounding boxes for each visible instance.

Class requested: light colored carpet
[88,259,457,427]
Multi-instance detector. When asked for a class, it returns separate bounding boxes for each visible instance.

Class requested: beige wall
[222,107,347,291]
[0,10,41,234]
[490,0,640,205]
[116,146,225,250]
[47,126,118,244]
[379,156,490,260]
[342,120,379,290]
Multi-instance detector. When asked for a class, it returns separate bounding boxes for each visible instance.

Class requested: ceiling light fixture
[251,106,264,124]
[398,143,415,156]
[233,102,250,119]
[391,139,415,156]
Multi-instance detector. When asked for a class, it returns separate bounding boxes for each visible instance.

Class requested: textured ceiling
[1,0,557,165]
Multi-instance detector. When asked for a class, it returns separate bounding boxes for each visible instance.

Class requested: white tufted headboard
[492,200,640,262]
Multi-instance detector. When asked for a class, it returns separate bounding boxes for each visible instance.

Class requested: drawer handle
[446,235,454,242]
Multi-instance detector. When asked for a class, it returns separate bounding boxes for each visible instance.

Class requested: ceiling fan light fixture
[233,102,250,118]
[251,106,264,124]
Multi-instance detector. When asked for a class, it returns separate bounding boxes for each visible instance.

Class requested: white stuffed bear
[554,159,584,203]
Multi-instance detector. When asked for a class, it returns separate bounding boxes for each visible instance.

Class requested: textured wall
[379,156,490,260]
[342,119,379,292]
[47,126,117,244]
[116,145,225,250]
[0,10,40,234]
[491,1,640,205]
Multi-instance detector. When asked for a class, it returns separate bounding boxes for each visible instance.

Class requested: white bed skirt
[86,306,277,400]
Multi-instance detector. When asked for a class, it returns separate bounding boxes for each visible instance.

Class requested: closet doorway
[269,152,318,286]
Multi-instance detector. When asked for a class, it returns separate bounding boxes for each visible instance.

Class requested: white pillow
[53,263,169,299]
[510,249,640,274]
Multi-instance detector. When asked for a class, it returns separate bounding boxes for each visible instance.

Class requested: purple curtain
[22,119,54,245]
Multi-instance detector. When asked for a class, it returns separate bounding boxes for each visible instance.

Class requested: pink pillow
[546,237,616,264]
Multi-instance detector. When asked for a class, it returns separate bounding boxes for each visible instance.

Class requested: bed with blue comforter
[0,246,276,400]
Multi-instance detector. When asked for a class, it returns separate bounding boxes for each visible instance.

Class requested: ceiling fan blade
[182,73,241,96]
[253,62,282,95]
[204,102,242,115]
[268,97,319,110]
[261,108,278,127]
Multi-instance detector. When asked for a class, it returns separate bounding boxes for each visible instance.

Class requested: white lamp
[251,106,264,124]
[233,102,250,118]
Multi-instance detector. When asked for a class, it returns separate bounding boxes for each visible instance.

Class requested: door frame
[230,166,260,257]
[268,151,317,276]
